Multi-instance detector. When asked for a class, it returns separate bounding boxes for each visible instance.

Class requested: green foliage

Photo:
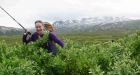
[0,33,140,75]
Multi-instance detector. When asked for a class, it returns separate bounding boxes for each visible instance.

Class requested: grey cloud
[1,0,140,28]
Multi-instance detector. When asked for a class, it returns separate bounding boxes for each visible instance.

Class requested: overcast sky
[0,0,140,28]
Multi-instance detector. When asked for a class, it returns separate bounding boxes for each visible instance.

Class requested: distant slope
[1,18,140,36]
[54,19,140,35]
[0,26,23,35]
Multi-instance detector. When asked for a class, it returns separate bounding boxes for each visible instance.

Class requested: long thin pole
[0,6,27,32]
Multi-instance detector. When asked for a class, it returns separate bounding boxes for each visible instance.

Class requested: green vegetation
[0,34,121,46]
[0,35,22,46]
[0,32,140,74]
[62,33,124,43]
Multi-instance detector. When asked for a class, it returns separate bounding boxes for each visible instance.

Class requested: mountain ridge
[0,16,140,35]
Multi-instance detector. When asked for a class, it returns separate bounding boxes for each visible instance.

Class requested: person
[22,20,64,55]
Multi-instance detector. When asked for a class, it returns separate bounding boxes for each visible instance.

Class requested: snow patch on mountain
[53,16,131,28]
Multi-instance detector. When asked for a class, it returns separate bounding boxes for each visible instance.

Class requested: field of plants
[0,33,140,75]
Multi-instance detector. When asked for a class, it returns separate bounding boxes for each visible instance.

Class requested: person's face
[35,23,44,34]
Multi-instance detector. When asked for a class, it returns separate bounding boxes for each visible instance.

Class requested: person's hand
[27,32,31,35]
[23,31,31,35]
[23,31,31,42]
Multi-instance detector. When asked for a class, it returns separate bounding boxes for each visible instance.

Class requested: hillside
[0,26,23,35]
[53,19,140,35]
[0,17,140,35]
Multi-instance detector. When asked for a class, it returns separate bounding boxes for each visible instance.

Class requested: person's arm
[49,33,64,47]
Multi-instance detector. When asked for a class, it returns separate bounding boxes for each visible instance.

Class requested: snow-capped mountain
[53,16,131,28]
[1,16,140,35]
[0,26,23,35]
[52,16,140,34]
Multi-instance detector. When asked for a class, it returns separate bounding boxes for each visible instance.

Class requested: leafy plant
[0,32,140,75]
